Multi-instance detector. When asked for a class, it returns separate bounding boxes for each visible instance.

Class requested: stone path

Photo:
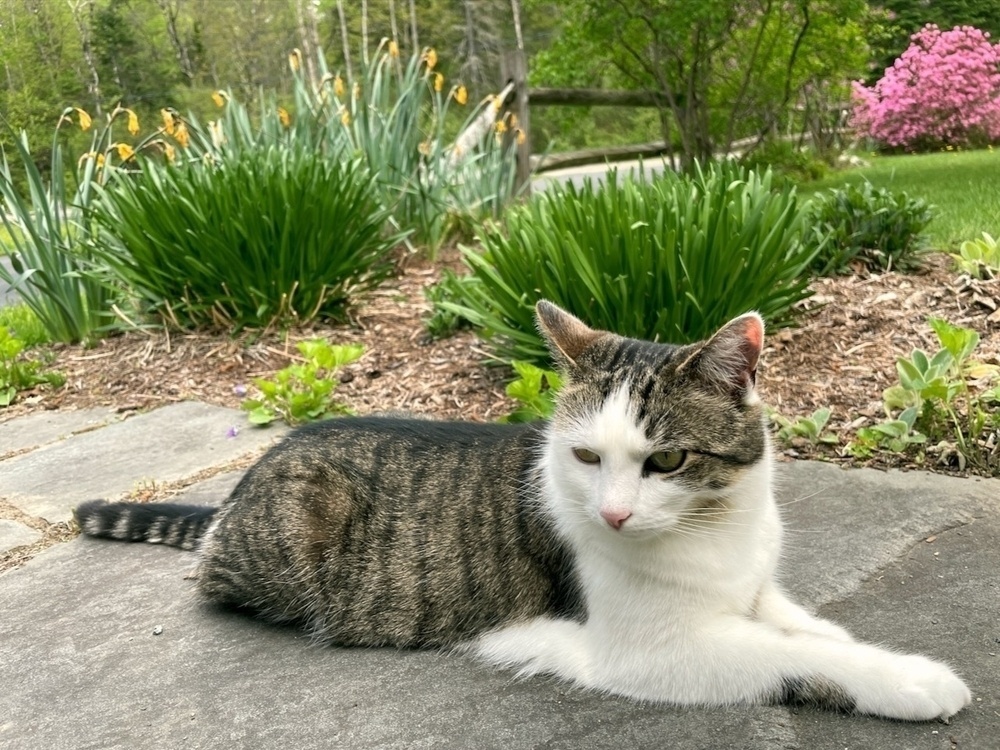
[1,402,998,749]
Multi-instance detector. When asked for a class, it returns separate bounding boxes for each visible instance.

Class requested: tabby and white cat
[76,301,970,721]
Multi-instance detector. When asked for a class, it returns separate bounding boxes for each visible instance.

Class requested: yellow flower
[212,90,227,108]
[116,143,135,161]
[160,108,176,135]
[75,108,92,131]
[175,121,190,148]
[434,73,444,92]
[454,86,468,105]
[164,143,176,163]
[423,48,438,70]
[492,95,502,112]
[418,140,431,156]
[516,128,526,146]
[495,120,508,134]
[509,113,518,129]
[278,107,291,127]
[334,75,345,98]
[126,108,139,136]
[288,48,302,72]
[388,40,399,58]
[341,109,351,127]
[96,153,105,168]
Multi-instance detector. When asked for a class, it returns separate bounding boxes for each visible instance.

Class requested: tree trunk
[155,0,196,86]
[336,0,353,81]
[67,0,102,114]
[408,0,419,53]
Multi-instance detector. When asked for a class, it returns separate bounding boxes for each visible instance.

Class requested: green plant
[423,271,479,339]
[0,115,118,344]
[183,44,520,257]
[0,303,50,348]
[0,325,64,405]
[849,406,928,457]
[240,340,364,426]
[500,361,564,423]
[847,317,999,471]
[89,146,402,329]
[806,181,933,275]
[742,141,830,186]
[438,162,820,365]
[769,407,839,446]
[952,232,1000,279]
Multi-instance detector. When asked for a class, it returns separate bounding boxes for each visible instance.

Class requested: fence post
[500,49,531,195]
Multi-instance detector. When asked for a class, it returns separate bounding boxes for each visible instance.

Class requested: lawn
[802,148,1000,250]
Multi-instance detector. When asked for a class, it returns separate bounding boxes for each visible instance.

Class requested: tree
[528,0,869,168]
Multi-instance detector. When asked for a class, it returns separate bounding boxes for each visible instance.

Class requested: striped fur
[75,501,215,551]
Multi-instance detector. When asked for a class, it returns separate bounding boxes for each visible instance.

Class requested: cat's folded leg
[462,617,594,685]
[753,581,853,642]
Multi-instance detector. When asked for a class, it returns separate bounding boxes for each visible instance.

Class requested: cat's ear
[679,312,764,399]
[535,300,602,368]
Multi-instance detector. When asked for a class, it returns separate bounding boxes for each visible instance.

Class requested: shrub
[0,303,50,348]
[806,182,933,275]
[0,325,64,406]
[0,117,117,344]
[437,163,819,365]
[851,25,1000,151]
[952,232,1000,279]
[240,339,363,426]
[742,141,829,186]
[89,146,402,329]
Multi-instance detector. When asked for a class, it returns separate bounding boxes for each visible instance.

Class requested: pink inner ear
[740,317,763,371]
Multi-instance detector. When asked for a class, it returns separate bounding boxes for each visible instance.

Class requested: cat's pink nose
[600,508,632,530]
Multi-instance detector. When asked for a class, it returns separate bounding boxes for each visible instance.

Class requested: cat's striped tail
[75,501,216,550]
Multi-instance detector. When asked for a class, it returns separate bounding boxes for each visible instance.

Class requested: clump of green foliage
[241,340,364,426]
[769,407,839,447]
[500,361,564,423]
[743,141,830,186]
[437,163,819,365]
[0,303,50,348]
[951,232,1000,279]
[90,147,402,329]
[847,318,1000,473]
[0,325,64,406]
[806,182,933,275]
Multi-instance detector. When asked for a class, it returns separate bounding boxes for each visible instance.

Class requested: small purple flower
[226,426,239,439]
[233,384,248,397]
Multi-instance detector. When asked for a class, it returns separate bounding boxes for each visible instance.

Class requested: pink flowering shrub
[852,25,1000,151]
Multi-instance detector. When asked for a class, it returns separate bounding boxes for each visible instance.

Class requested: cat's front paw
[855,653,971,721]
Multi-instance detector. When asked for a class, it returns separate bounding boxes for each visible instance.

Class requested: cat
[76,300,971,721]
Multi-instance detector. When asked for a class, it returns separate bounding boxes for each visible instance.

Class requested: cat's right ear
[535,300,602,368]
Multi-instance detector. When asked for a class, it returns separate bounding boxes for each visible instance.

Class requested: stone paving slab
[1,459,997,749]
[0,402,284,524]
[0,407,122,457]
[0,519,40,555]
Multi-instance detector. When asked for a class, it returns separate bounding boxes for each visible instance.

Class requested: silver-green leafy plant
[951,232,1000,279]
[438,162,820,365]
[847,317,999,472]
[241,340,364,426]
[769,407,839,446]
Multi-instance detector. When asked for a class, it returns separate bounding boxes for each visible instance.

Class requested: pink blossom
[852,25,1000,150]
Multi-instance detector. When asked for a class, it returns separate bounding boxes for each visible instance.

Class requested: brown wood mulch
[3,251,998,475]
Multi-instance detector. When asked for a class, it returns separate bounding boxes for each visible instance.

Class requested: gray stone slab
[773,460,999,609]
[0,518,40,555]
[0,407,121,457]
[0,402,285,524]
[0,461,997,749]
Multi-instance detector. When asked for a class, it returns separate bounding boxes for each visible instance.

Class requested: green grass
[802,149,1000,250]
[0,303,50,347]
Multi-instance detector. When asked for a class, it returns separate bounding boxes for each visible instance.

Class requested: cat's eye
[645,450,687,474]
[572,447,601,464]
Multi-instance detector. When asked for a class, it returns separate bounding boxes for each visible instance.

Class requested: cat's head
[536,300,769,538]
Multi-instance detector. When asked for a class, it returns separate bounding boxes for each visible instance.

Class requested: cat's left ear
[535,300,602,369]
[679,312,764,400]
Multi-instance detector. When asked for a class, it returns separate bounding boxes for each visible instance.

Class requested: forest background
[4,0,1000,169]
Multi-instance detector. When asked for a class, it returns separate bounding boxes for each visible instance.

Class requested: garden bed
[2,251,998,474]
